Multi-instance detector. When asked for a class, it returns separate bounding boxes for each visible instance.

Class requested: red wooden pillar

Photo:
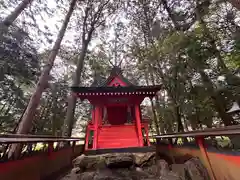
[85,126,90,150]
[197,137,216,180]
[135,105,143,146]
[93,106,100,149]
[86,106,95,150]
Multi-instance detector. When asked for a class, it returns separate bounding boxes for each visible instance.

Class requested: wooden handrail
[155,125,240,139]
[0,134,85,144]
[154,126,240,180]
[0,133,83,139]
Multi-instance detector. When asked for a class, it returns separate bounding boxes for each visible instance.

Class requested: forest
[0,0,240,142]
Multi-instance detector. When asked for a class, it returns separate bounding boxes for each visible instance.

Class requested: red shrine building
[71,67,161,150]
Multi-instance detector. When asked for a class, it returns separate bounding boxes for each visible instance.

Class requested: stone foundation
[61,152,210,180]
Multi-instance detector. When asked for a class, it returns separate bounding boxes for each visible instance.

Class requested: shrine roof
[71,85,161,94]
[73,66,161,97]
[90,66,135,87]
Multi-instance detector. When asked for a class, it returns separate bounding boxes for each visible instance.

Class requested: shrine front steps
[97,125,139,149]
[61,151,210,180]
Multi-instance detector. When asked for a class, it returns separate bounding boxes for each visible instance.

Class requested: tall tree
[0,24,39,133]
[0,0,34,35]
[63,0,119,136]
[8,0,77,159]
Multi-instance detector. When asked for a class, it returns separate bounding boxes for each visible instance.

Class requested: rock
[71,167,81,174]
[130,168,153,180]
[73,154,106,171]
[105,153,134,168]
[184,157,210,180]
[79,171,96,180]
[136,167,143,172]
[142,165,159,176]
[142,159,169,177]
[112,168,133,178]
[156,159,170,176]
[171,164,187,179]
[94,169,131,180]
[62,152,197,180]
[93,169,116,180]
[160,171,183,180]
[73,154,86,168]
[133,152,156,167]
[61,173,79,180]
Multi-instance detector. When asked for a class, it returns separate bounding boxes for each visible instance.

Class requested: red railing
[155,125,240,180]
[0,134,84,161]
[0,134,85,180]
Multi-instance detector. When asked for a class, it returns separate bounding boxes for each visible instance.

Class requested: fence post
[72,141,76,156]
[168,138,176,164]
[48,142,54,158]
[196,136,216,180]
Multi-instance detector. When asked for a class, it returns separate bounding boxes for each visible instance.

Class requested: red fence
[0,134,84,180]
[155,125,240,180]
[1,126,240,180]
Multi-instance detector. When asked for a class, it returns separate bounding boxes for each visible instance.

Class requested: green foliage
[0,25,40,133]
[161,31,186,54]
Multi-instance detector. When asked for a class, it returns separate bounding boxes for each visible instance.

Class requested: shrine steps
[97,125,139,149]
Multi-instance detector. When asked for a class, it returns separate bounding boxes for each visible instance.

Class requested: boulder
[133,152,156,167]
[142,159,169,177]
[105,153,134,168]
[142,165,159,176]
[160,171,183,180]
[73,154,106,171]
[73,154,85,168]
[156,159,170,176]
[184,157,210,180]
[71,167,81,174]
[62,152,190,180]
[171,164,187,179]
[129,168,153,180]
[94,169,132,180]
[79,171,96,180]
[61,173,79,180]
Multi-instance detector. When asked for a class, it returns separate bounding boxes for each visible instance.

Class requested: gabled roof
[91,66,135,87]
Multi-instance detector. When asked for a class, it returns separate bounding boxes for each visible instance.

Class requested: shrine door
[107,106,128,125]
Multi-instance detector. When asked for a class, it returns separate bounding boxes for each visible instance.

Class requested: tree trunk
[175,104,184,131]
[51,89,58,136]
[8,0,77,159]
[199,70,235,126]
[154,59,184,132]
[63,42,89,137]
[161,0,179,28]
[144,72,161,135]
[0,0,34,34]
